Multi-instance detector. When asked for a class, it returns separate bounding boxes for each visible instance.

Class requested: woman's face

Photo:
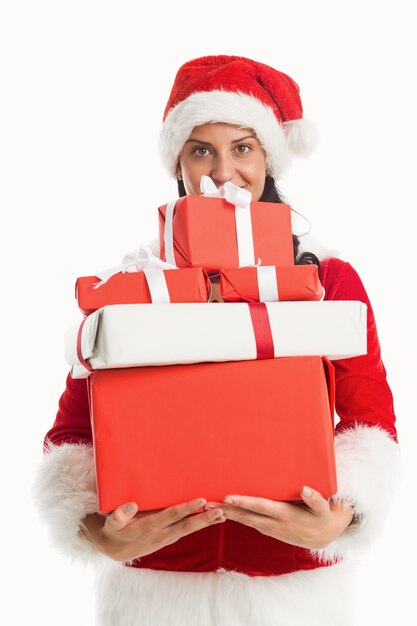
[175,122,267,201]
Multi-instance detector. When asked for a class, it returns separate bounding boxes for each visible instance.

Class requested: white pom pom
[283,118,319,157]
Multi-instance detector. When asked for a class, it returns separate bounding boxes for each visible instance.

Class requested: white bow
[94,245,176,286]
[199,175,252,208]
[93,244,177,303]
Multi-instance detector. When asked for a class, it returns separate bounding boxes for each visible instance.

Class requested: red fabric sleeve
[44,373,93,450]
[319,258,398,442]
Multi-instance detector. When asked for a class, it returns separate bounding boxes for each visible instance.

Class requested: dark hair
[177,175,320,268]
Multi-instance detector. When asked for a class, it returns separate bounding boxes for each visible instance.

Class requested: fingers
[216,495,289,518]
[164,498,226,539]
[158,497,208,528]
[106,497,226,542]
[203,497,279,533]
[176,506,226,537]
[105,502,138,532]
[203,490,330,534]
[216,503,273,533]
[300,486,330,516]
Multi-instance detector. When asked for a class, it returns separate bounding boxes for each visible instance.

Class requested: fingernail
[124,502,137,514]
[198,499,207,507]
[302,486,313,498]
[223,497,234,504]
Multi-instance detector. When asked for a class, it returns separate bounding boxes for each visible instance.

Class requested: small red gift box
[75,267,211,315]
[158,195,294,273]
[220,265,325,302]
[89,356,336,514]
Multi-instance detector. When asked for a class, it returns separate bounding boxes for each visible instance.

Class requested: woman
[34,55,400,626]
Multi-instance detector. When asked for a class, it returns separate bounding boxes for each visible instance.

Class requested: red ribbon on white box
[248,302,275,358]
[92,245,177,304]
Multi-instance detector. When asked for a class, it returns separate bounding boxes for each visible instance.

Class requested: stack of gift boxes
[66,177,367,514]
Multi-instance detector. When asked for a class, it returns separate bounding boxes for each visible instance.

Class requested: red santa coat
[34,255,400,626]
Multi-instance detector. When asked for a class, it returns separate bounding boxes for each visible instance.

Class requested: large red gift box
[158,196,294,272]
[220,265,325,302]
[89,356,336,514]
[76,267,211,315]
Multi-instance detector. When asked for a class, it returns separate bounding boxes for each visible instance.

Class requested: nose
[210,153,236,187]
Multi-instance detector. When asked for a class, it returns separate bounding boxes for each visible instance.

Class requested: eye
[235,144,252,154]
[192,147,211,157]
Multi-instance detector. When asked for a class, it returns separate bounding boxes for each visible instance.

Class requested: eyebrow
[184,135,258,146]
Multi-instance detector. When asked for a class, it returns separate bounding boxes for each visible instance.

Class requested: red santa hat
[159,55,319,180]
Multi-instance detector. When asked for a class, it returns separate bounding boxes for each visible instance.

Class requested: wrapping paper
[158,195,294,272]
[89,356,337,512]
[220,265,325,302]
[65,301,367,378]
[76,267,210,314]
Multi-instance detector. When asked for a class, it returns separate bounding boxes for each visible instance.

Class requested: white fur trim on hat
[283,118,320,157]
[309,423,401,563]
[32,441,121,568]
[159,90,319,180]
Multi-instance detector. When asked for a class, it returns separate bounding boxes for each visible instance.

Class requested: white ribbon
[141,268,171,303]
[163,199,179,266]
[200,176,255,267]
[93,244,176,304]
[256,266,279,302]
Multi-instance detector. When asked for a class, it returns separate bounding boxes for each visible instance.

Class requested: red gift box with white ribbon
[158,177,294,273]
[220,265,325,303]
[75,244,212,314]
[76,268,210,315]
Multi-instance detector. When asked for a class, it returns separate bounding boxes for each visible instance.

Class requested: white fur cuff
[310,423,401,562]
[32,441,119,568]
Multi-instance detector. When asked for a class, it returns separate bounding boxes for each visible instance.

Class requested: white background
[1,1,415,624]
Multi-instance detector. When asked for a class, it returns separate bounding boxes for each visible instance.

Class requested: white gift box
[65,301,367,378]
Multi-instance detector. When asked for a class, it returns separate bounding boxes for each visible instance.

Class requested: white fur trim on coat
[95,560,356,626]
[159,90,319,180]
[310,424,401,563]
[32,441,120,568]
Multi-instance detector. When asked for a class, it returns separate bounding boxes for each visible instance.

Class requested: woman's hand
[204,487,354,550]
[79,497,226,562]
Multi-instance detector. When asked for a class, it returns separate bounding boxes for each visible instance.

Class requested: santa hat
[159,55,319,180]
